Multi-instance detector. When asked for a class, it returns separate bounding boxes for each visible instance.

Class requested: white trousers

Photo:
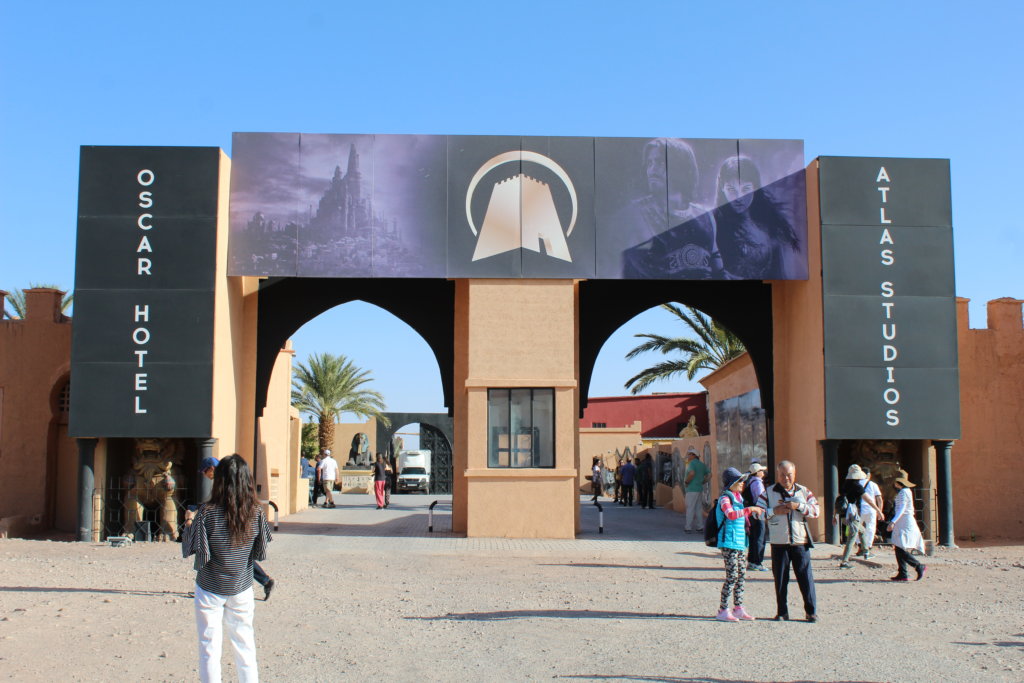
[194,584,258,683]
[861,508,878,549]
[685,491,705,531]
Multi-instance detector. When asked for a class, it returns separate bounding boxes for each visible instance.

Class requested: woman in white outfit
[887,469,927,582]
[183,454,272,682]
[858,468,883,557]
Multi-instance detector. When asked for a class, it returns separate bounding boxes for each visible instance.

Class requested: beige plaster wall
[332,417,378,466]
[0,289,73,536]
[953,298,1024,540]
[577,421,643,491]
[455,279,579,538]
[770,161,828,539]
[257,341,304,516]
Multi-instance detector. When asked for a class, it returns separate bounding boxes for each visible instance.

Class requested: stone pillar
[197,438,218,503]
[77,438,98,542]
[453,279,579,538]
[822,439,840,545]
[933,440,956,547]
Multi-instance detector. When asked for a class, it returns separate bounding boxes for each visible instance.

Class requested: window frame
[486,388,555,469]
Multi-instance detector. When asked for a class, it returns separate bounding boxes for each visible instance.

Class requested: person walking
[858,468,883,557]
[380,453,393,508]
[715,467,765,621]
[888,470,928,582]
[200,456,274,601]
[744,463,769,571]
[301,457,316,507]
[317,449,338,508]
[637,453,654,509]
[310,454,324,507]
[372,453,388,509]
[183,454,272,683]
[590,457,603,501]
[837,464,884,569]
[683,448,710,532]
[619,457,636,506]
[757,460,819,622]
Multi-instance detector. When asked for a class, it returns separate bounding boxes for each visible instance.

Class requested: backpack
[704,495,724,547]
[741,483,756,507]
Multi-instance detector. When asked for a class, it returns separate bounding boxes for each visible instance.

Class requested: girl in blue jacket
[716,467,764,621]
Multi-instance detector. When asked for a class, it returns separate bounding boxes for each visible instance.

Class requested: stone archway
[377,412,455,494]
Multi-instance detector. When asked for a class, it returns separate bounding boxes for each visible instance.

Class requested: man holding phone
[757,460,819,622]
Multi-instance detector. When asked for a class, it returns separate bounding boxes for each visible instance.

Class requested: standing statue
[124,438,183,541]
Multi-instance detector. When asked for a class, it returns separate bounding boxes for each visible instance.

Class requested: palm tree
[291,352,390,454]
[623,303,746,394]
[3,284,74,319]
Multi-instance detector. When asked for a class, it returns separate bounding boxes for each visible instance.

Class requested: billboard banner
[228,134,807,280]
[70,147,219,438]
[820,156,960,439]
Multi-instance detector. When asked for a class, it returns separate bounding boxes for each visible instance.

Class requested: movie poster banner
[228,134,807,280]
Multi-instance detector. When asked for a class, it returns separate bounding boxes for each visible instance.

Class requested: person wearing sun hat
[714,467,765,621]
[837,464,885,569]
[887,469,927,581]
[744,463,769,571]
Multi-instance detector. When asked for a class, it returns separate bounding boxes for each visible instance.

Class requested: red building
[580,393,709,439]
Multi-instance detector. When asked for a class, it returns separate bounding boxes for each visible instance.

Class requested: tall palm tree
[291,352,390,454]
[623,303,746,394]
[3,284,74,319]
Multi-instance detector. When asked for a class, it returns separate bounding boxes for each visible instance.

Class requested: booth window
[487,388,554,468]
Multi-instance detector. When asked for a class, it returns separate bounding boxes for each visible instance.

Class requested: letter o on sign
[137,169,155,186]
[132,327,151,345]
[883,388,900,405]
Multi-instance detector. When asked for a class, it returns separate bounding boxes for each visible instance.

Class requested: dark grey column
[77,438,98,542]
[933,440,956,547]
[197,438,218,504]
[822,440,840,545]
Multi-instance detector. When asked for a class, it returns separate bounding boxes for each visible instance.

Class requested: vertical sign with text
[70,147,219,438]
[820,156,960,439]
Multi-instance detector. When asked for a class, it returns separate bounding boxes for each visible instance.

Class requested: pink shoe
[716,608,739,622]
[731,605,755,621]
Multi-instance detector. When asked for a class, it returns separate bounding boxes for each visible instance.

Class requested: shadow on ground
[407,609,709,622]
[0,585,191,598]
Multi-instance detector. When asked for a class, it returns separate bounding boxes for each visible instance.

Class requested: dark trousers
[894,546,923,577]
[770,544,816,617]
[591,481,601,500]
[253,562,269,587]
[614,482,621,502]
[621,484,634,506]
[637,481,653,508]
[747,517,766,565]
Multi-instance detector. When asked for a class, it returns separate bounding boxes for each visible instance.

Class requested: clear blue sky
[2,1,1021,421]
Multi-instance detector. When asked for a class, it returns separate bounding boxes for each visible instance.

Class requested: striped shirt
[182,504,272,596]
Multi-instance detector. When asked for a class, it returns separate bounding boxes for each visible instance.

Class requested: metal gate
[421,424,453,494]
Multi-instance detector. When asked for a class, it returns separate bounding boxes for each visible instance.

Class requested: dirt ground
[1,496,1022,682]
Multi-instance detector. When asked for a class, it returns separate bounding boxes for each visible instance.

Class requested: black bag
[704,496,723,547]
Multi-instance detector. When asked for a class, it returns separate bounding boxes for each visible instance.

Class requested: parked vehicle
[397,450,432,493]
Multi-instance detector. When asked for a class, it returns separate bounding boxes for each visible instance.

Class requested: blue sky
[2,1,1021,421]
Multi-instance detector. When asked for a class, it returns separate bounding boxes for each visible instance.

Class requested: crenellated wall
[953,297,1024,540]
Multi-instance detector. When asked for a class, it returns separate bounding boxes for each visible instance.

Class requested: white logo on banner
[465,151,577,262]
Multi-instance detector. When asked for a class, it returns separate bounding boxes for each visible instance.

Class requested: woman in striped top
[183,454,272,683]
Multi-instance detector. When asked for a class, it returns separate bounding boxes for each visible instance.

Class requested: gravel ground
[1,495,1022,682]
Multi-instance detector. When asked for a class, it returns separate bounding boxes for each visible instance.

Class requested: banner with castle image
[228,134,806,280]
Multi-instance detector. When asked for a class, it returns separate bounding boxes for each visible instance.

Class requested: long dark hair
[209,454,258,547]
[714,156,800,249]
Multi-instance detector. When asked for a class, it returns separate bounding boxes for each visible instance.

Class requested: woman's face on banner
[721,179,755,214]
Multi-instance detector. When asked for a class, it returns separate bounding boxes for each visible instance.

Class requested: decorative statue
[124,438,183,541]
[679,415,700,437]
[347,432,373,466]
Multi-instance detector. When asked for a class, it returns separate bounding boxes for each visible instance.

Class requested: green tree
[300,422,319,460]
[3,284,74,319]
[623,303,746,394]
[291,352,390,455]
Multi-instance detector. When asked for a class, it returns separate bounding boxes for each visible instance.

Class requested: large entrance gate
[68,137,961,541]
